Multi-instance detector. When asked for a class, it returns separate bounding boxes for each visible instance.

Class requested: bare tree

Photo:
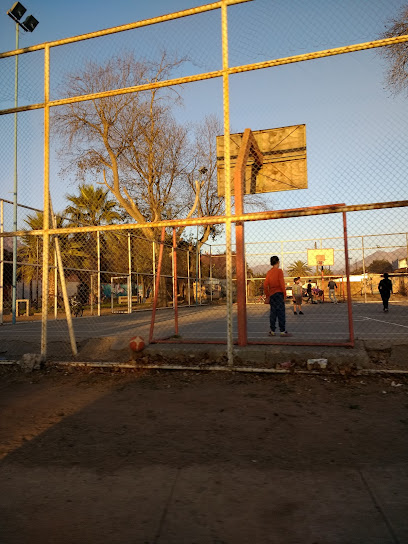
[186,115,271,251]
[53,52,197,244]
[379,6,408,96]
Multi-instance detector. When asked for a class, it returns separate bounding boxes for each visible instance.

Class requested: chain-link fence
[1,0,408,362]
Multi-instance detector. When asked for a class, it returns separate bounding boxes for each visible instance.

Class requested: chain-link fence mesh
[1,0,408,358]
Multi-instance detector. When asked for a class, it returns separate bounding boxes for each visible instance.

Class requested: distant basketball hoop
[307,248,334,268]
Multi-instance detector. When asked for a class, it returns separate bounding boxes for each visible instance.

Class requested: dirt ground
[1,366,408,543]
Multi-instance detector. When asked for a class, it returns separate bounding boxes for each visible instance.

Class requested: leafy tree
[379,6,408,96]
[18,211,87,307]
[367,259,393,273]
[287,260,312,277]
[321,267,332,276]
[1,247,14,303]
[18,212,44,302]
[352,266,364,275]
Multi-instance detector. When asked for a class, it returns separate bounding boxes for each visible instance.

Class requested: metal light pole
[7,2,39,324]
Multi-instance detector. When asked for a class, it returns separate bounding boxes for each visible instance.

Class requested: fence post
[173,228,178,335]
[195,225,199,305]
[97,231,101,316]
[362,235,367,303]
[149,227,166,343]
[127,233,132,314]
[199,247,202,305]
[343,212,354,345]
[187,249,190,305]
[152,240,156,298]
[50,200,77,356]
[0,200,3,325]
[41,44,51,358]
[54,249,58,320]
[221,0,234,365]
[210,245,213,303]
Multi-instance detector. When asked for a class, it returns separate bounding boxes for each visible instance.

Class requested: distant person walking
[328,279,338,303]
[264,256,289,336]
[378,273,393,312]
[306,281,313,304]
[292,277,304,315]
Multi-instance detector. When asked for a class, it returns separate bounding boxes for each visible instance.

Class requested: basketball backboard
[217,124,307,196]
[307,248,335,267]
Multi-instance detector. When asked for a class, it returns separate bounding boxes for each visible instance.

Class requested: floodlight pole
[11,22,19,325]
[7,3,39,324]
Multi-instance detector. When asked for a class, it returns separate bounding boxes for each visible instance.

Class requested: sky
[0,0,407,269]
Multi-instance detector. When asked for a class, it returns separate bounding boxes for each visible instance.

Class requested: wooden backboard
[307,248,335,267]
[217,124,307,196]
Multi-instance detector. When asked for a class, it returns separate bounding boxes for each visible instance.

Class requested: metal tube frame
[149,227,166,343]
[1,1,407,357]
[97,230,101,316]
[127,232,132,314]
[41,44,50,357]
[173,228,179,336]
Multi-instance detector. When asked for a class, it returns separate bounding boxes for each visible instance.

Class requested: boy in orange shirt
[263,255,289,336]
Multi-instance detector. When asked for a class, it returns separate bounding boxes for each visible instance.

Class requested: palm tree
[287,260,312,277]
[18,212,44,305]
[18,211,75,308]
[64,184,122,227]
[64,184,123,298]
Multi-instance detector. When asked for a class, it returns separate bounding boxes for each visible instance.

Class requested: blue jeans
[269,292,286,332]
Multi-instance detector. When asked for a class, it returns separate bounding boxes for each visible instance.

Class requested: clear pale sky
[1,0,407,268]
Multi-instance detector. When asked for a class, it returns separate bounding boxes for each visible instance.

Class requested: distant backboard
[217,124,307,196]
[307,248,334,267]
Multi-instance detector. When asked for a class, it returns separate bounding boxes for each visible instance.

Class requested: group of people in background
[263,255,394,337]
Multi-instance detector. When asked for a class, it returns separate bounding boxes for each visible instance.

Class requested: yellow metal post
[0,200,3,325]
[97,231,101,316]
[50,201,78,356]
[221,0,234,365]
[41,44,50,358]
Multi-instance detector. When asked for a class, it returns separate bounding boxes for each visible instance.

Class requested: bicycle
[69,295,84,317]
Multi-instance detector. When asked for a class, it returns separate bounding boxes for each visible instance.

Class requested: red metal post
[173,228,179,336]
[321,265,324,302]
[234,129,263,346]
[149,227,166,344]
[343,212,355,346]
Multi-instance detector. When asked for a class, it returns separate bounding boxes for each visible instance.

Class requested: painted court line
[362,316,408,329]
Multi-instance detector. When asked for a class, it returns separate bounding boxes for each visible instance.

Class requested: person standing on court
[327,279,338,303]
[264,255,289,336]
[292,277,304,315]
[306,280,314,304]
[378,272,393,312]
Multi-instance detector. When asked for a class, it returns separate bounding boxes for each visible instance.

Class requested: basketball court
[0,300,406,356]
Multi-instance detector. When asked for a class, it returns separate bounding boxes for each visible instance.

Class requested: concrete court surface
[0,368,407,544]
[0,301,407,361]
